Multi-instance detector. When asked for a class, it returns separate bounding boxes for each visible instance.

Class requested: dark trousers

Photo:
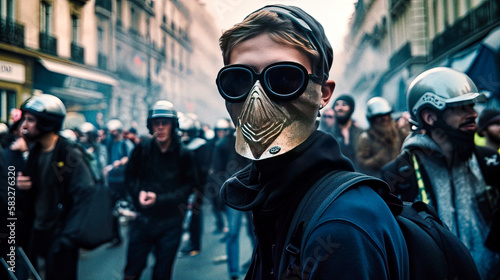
[186,195,204,249]
[31,230,79,280]
[124,216,183,280]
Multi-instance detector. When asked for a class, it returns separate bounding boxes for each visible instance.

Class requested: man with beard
[16,94,95,279]
[356,97,402,177]
[381,67,500,280]
[331,94,363,167]
[216,4,408,279]
[123,100,198,280]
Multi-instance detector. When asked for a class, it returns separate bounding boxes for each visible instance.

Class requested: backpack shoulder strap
[278,170,387,277]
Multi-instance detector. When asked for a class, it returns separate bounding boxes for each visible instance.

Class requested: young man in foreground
[217,5,409,279]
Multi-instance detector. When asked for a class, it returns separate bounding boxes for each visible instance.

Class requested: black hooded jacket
[125,137,198,221]
[220,131,408,279]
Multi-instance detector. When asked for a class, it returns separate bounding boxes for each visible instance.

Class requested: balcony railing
[39,32,57,56]
[98,52,108,70]
[0,17,25,47]
[71,42,85,64]
[431,1,494,59]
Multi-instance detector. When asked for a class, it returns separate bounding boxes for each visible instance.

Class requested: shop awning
[34,59,116,105]
[38,58,118,86]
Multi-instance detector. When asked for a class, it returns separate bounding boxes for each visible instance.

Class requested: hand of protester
[139,190,157,208]
[103,165,113,176]
[113,160,121,167]
[17,172,32,190]
[86,146,95,154]
[10,137,28,152]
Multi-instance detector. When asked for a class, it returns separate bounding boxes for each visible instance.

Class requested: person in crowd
[0,123,10,147]
[124,127,141,146]
[1,112,33,280]
[331,94,363,167]
[104,118,135,248]
[123,100,198,280]
[317,107,335,134]
[79,122,108,185]
[178,112,211,256]
[381,67,500,280]
[210,119,255,280]
[206,118,233,234]
[356,96,402,177]
[16,94,95,279]
[395,111,412,140]
[477,108,500,153]
[216,4,408,279]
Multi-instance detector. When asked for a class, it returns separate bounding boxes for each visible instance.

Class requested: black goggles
[216,61,313,102]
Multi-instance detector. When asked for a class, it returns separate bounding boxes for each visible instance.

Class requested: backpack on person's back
[280,170,481,280]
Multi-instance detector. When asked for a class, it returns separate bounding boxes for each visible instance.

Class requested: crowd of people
[0,3,499,280]
[0,95,256,280]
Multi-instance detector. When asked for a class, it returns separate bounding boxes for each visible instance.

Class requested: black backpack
[279,170,481,280]
[59,142,115,250]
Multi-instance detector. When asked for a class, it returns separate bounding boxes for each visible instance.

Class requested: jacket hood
[402,132,444,155]
[220,130,354,212]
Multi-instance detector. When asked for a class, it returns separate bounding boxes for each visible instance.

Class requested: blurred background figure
[178,112,211,257]
[206,118,233,235]
[209,118,255,280]
[331,94,363,167]
[318,108,335,134]
[356,97,402,177]
[477,108,500,153]
[394,111,412,140]
[79,122,108,184]
[124,127,141,147]
[104,119,135,248]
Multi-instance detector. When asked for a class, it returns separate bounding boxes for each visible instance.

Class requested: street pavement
[78,201,254,280]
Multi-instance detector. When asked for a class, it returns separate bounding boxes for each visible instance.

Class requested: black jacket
[220,131,409,279]
[125,137,197,220]
[381,138,500,254]
[381,143,500,205]
[24,136,95,238]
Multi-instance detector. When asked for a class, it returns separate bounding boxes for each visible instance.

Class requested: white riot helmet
[366,97,392,121]
[147,100,178,134]
[107,119,124,132]
[407,67,486,128]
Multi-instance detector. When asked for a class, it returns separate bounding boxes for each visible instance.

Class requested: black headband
[249,5,333,85]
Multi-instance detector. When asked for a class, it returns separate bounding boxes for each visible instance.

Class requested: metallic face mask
[226,80,321,160]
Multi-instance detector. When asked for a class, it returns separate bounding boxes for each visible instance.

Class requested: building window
[465,0,471,10]
[40,1,52,34]
[0,0,15,20]
[131,95,138,120]
[98,26,104,51]
[131,7,139,30]
[72,14,79,43]
[452,0,459,20]
[443,0,449,27]
[146,17,150,41]
[115,97,122,117]
[116,0,122,19]
[433,0,438,34]
[0,89,16,123]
